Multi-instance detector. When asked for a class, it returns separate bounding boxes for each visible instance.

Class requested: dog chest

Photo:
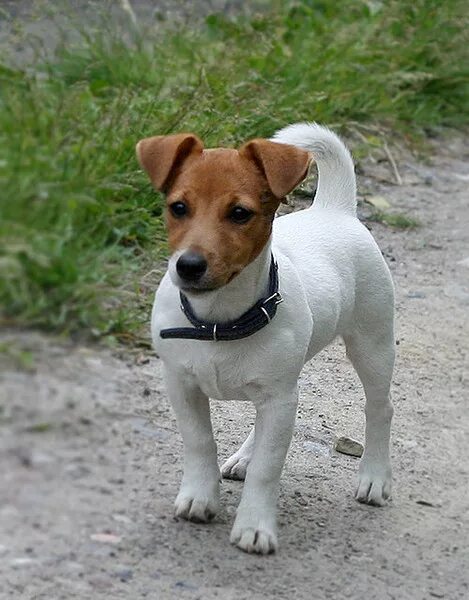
[182,346,262,401]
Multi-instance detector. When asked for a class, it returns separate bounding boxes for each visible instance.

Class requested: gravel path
[1,135,468,599]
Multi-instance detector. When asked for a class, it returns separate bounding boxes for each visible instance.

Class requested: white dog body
[149,124,395,554]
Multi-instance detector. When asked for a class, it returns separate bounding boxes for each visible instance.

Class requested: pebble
[115,567,133,582]
[334,436,364,457]
[130,417,169,440]
[65,463,91,478]
[112,513,132,525]
[10,557,37,568]
[444,284,469,304]
[364,195,391,210]
[90,533,122,544]
[136,353,150,365]
[416,499,437,507]
[302,440,330,456]
[174,581,198,591]
[88,575,109,590]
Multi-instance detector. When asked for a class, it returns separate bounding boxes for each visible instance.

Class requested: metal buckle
[213,323,218,341]
[263,291,283,306]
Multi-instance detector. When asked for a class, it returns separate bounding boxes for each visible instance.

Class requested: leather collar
[160,256,283,341]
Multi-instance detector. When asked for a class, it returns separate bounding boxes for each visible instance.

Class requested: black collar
[160,256,283,341]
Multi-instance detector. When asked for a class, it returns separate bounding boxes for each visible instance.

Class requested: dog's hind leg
[221,428,255,481]
[343,328,395,506]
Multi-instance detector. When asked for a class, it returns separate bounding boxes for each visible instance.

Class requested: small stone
[453,173,469,182]
[136,353,150,365]
[303,440,330,456]
[65,464,91,479]
[109,477,125,485]
[174,581,198,591]
[10,557,37,568]
[88,575,109,590]
[416,499,436,507]
[365,195,391,210]
[115,567,133,582]
[64,561,85,574]
[407,291,426,299]
[457,257,469,268]
[112,514,132,525]
[90,533,122,544]
[334,436,364,457]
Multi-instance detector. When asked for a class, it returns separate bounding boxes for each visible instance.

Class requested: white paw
[174,487,219,523]
[230,513,277,555]
[221,453,250,480]
[355,459,392,506]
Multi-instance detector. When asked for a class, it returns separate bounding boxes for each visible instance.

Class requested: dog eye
[228,206,254,224]
[169,201,188,218]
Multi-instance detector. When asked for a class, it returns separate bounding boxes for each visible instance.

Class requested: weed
[0,341,36,371]
[368,211,420,229]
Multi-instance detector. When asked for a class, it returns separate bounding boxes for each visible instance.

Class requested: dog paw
[221,453,250,480]
[230,514,277,554]
[174,489,219,523]
[355,460,392,506]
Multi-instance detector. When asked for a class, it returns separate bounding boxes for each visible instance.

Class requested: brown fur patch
[166,149,276,287]
[137,135,311,288]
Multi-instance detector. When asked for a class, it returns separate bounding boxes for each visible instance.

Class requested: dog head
[136,133,311,292]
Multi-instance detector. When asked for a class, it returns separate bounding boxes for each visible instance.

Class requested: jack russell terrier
[136,123,395,555]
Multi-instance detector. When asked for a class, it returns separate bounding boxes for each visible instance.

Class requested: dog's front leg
[164,366,220,523]
[230,387,298,554]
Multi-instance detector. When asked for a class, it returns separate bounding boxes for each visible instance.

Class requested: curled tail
[271,122,356,216]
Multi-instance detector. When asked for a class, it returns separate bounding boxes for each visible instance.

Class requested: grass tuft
[367,211,420,230]
[0,0,468,338]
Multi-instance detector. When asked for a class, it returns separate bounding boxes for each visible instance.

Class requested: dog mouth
[180,283,218,294]
[179,270,241,294]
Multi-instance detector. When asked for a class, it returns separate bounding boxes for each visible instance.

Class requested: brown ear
[239,139,311,199]
[136,133,204,192]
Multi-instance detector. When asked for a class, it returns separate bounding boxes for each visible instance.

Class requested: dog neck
[182,239,273,323]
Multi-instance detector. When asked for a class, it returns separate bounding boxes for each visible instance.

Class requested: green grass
[367,211,420,229]
[0,0,468,339]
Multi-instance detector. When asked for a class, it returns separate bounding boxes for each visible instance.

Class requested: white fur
[151,123,395,554]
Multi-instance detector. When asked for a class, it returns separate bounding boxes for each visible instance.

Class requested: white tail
[271,122,356,216]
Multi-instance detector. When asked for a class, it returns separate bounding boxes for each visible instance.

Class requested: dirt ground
[1,133,468,600]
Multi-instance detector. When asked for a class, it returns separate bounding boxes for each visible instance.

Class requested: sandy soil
[1,134,468,600]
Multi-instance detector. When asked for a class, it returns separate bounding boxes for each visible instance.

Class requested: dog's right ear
[136,133,204,192]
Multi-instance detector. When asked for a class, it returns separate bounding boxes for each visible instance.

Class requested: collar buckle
[263,291,283,306]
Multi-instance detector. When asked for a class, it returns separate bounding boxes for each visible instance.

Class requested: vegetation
[0,0,468,339]
[367,210,419,229]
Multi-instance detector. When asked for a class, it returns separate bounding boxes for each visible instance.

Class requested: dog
[136,123,395,555]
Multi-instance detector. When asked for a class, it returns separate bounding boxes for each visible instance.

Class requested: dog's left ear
[239,139,311,199]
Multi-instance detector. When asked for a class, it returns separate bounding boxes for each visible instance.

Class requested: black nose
[176,251,208,282]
